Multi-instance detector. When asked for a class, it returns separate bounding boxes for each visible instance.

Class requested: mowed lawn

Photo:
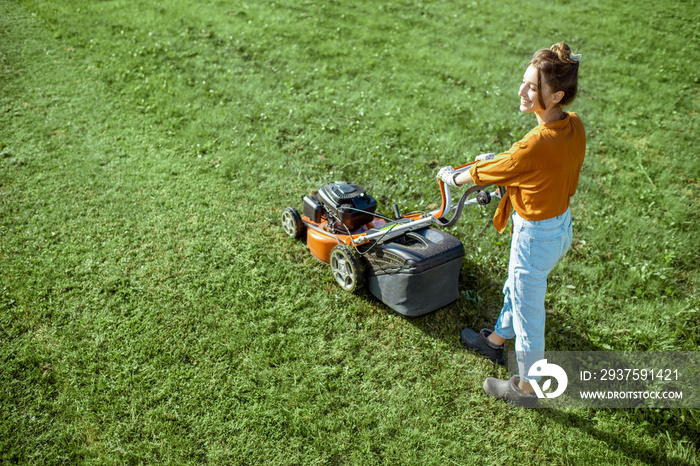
[1,0,699,464]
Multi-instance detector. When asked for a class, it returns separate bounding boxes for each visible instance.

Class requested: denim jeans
[493,208,573,382]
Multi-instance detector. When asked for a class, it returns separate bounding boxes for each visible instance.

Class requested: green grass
[1,0,699,464]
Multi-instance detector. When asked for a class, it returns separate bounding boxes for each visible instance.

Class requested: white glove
[475,153,495,161]
[437,166,458,187]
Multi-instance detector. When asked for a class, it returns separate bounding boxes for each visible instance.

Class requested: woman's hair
[529,42,580,109]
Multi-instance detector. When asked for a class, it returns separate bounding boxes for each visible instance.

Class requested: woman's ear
[551,90,565,104]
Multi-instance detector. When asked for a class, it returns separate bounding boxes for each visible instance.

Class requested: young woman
[437,42,585,407]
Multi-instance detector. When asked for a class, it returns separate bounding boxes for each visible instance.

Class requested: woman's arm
[454,169,474,187]
[438,153,495,187]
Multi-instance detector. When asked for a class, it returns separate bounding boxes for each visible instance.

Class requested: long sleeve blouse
[470,112,586,233]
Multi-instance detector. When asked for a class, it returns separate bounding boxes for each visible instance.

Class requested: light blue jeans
[493,208,573,382]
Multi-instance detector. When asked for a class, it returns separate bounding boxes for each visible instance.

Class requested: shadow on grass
[401,263,698,465]
[406,259,602,353]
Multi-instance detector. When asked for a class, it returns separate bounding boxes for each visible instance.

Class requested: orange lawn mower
[281,163,504,317]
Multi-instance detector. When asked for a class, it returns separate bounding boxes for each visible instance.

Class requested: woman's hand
[437,166,459,187]
[475,153,495,161]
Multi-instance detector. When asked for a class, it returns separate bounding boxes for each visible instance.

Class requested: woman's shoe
[483,375,538,408]
[459,328,505,365]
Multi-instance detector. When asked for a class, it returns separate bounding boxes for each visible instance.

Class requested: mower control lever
[476,191,491,205]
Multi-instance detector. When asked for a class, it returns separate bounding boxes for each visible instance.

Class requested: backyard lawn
[1,0,698,464]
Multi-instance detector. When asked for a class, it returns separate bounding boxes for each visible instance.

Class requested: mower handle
[432,162,475,219]
[351,164,503,246]
[431,162,502,227]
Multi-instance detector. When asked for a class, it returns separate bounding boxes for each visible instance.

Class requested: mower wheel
[281,207,305,238]
[329,245,365,293]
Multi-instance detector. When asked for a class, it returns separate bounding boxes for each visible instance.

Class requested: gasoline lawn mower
[281,163,504,317]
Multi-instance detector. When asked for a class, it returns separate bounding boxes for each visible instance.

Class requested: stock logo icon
[528,359,568,399]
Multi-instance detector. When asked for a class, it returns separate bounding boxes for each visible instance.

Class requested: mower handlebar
[432,162,474,219]
[351,167,503,246]
[431,162,503,227]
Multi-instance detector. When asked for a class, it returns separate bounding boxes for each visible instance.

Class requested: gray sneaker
[483,375,539,408]
[459,328,505,365]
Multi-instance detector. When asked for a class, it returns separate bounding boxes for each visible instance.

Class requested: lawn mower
[281,163,504,317]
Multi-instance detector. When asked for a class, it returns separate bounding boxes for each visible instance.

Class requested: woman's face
[519,64,564,116]
[519,64,544,114]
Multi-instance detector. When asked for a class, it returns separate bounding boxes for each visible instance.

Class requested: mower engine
[303,182,378,232]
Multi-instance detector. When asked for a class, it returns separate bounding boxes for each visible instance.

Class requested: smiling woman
[437,42,586,407]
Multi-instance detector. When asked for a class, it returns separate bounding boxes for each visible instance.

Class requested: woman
[437,42,585,407]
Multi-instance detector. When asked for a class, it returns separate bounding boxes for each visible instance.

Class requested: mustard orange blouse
[469,112,586,233]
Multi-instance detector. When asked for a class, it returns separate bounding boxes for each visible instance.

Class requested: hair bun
[550,42,578,64]
[530,43,581,107]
